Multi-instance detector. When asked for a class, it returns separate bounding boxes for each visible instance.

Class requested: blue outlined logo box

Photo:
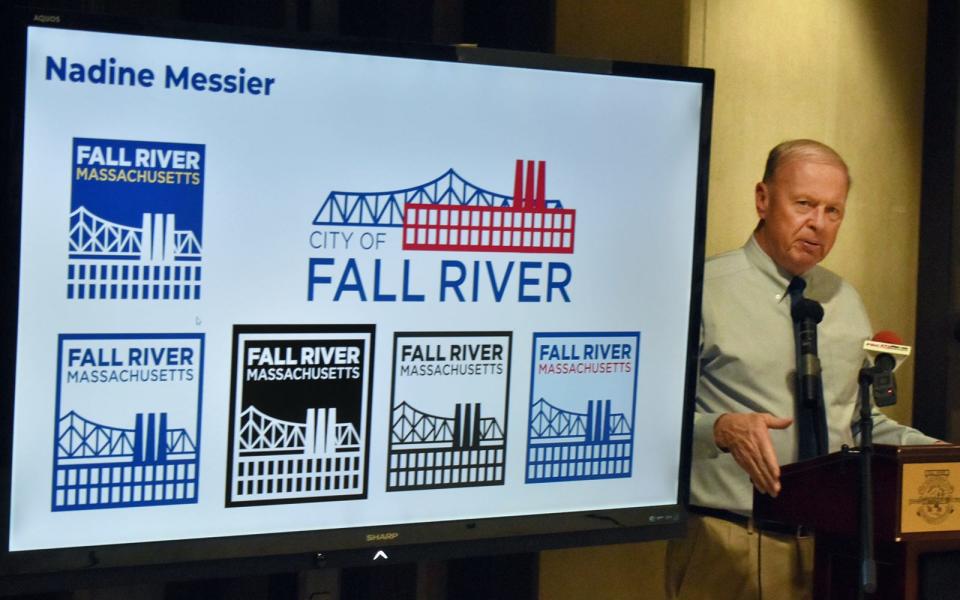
[68,138,205,300]
[53,333,204,511]
[526,331,639,484]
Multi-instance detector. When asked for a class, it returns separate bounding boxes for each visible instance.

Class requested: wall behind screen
[545,1,928,599]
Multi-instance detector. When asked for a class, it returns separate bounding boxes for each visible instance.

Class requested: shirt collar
[744,234,802,303]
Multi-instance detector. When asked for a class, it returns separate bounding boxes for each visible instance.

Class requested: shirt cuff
[900,431,941,446]
[693,412,724,459]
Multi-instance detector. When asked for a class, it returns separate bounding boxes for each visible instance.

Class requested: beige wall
[688,0,927,430]
[554,1,685,65]
[541,1,928,598]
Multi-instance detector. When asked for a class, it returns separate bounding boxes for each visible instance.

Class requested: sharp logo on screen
[307,160,575,303]
[525,332,640,484]
[67,138,204,300]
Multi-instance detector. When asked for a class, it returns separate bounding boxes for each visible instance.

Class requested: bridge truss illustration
[67,206,202,300]
[526,398,633,483]
[53,410,199,510]
[230,405,363,503]
[312,160,576,254]
[387,401,505,491]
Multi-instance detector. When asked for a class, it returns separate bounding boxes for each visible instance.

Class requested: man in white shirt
[666,139,938,600]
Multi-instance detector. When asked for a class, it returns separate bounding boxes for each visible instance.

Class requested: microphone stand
[856,356,896,598]
[856,369,877,597]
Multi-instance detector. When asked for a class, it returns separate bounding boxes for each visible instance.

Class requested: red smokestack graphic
[535,161,545,210]
[512,160,547,211]
[524,160,535,212]
[513,160,524,211]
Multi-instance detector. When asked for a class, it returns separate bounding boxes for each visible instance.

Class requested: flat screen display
[2,10,711,576]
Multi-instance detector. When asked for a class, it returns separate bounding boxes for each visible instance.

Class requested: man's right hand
[713,412,793,497]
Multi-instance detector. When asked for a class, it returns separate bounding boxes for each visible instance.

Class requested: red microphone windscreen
[873,330,903,345]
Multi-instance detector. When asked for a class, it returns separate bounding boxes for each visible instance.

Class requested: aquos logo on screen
[68,138,204,300]
[307,160,576,303]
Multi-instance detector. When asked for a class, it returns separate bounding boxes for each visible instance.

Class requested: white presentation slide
[10,25,705,551]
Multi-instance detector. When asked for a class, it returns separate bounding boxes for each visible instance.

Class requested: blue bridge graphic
[387,401,505,491]
[53,410,199,510]
[313,168,563,227]
[231,405,363,502]
[526,398,634,483]
[67,206,202,300]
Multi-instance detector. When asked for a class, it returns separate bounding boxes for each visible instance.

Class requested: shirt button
[775,294,782,300]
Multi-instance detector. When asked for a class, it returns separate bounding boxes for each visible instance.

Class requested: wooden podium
[754,444,960,599]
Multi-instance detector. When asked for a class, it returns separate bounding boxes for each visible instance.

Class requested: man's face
[754,158,848,275]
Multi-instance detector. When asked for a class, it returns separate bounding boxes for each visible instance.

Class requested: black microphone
[791,296,827,457]
[792,297,824,409]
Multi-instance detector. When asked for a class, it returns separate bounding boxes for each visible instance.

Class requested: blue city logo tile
[526,332,639,483]
[53,333,204,510]
[67,138,204,300]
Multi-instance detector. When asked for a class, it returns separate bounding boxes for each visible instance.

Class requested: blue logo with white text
[67,137,204,300]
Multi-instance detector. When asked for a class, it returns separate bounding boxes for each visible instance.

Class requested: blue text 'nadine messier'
[45,56,276,96]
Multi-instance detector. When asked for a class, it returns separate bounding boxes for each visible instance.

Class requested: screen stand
[73,583,164,599]
[298,566,341,600]
[297,561,446,599]
[416,560,447,599]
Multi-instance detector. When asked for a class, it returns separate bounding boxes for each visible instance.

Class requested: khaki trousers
[665,514,814,600]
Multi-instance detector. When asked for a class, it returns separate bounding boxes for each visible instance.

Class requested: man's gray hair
[762,139,851,189]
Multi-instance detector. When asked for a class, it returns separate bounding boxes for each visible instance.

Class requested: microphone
[791,297,827,457]
[792,298,824,409]
[862,331,910,407]
[862,330,911,372]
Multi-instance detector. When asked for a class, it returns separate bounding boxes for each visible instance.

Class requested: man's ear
[755,182,769,220]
